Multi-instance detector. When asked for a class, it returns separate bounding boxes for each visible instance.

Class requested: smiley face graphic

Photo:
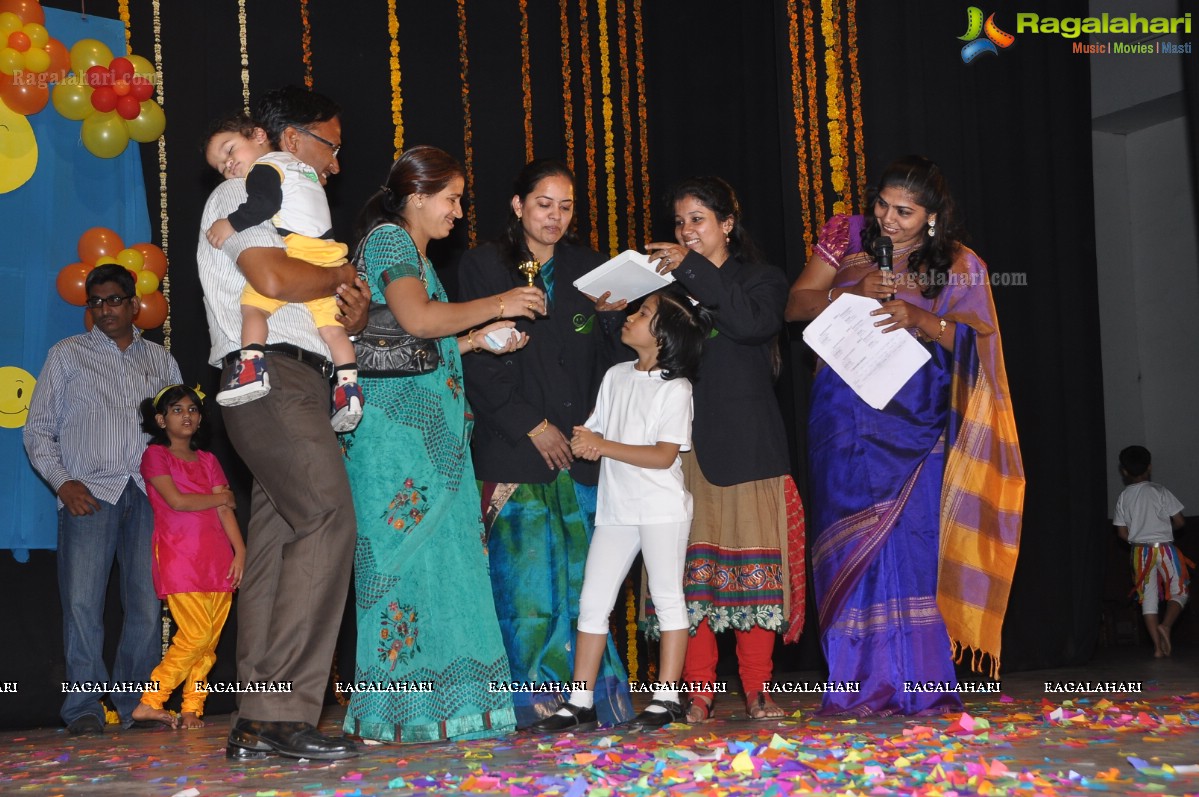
[0,366,36,429]
[0,101,38,194]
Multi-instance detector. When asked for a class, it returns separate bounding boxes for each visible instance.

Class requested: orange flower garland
[300,0,312,89]
[456,0,477,244]
[846,2,867,207]
[803,0,824,230]
[633,0,650,249]
[519,0,533,163]
[786,0,813,252]
[624,578,638,682]
[577,0,598,250]
[117,0,131,54]
[558,0,574,169]
[597,0,617,256]
[616,0,636,249]
[387,0,403,156]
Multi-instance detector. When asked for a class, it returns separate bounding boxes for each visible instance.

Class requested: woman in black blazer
[457,159,633,729]
[646,176,805,722]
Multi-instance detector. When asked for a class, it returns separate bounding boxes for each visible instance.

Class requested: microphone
[873,236,894,302]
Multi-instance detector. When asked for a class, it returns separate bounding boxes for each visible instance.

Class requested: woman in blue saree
[786,156,1024,715]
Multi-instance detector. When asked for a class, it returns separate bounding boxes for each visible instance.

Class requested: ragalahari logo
[959,7,1016,62]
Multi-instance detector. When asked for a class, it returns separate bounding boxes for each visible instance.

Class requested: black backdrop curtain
[4,0,1109,727]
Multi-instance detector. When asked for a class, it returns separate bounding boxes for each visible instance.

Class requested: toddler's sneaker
[331,382,364,432]
[217,356,270,407]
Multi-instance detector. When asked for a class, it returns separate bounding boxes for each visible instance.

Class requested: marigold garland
[624,578,637,682]
[387,0,403,156]
[803,0,824,230]
[456,0,477,244]
[558,0,574,169]
[821,0,850,216]
[237,0,250,114]
[616,0,636,249]
[577,0,599,250]
[597,0,617,256]
[846,1,867,208]
[519,0,533,163]
[786,0,813,252]
[300,0,312,89]
[117,0,131,54]
[632,0,650,249]
[152,0,171,350]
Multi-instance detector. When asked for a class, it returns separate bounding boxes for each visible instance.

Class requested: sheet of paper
[572,249,674,304]
[802,293,932,410]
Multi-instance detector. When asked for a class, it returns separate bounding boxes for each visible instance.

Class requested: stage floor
[2,647,1195,796]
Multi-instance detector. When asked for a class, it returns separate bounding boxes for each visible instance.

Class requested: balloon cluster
[57,227,169,330]
[0,0,68,116]
[51,39,164,158]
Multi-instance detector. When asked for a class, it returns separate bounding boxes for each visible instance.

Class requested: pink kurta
[140,446,234,597]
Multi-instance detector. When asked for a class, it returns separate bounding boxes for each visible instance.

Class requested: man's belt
[223,343,333,378]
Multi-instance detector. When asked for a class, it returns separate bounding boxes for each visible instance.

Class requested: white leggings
[577,521,692,635]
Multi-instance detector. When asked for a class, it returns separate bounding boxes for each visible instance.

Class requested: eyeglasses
[86,295,134,308]
[295,126,341,158]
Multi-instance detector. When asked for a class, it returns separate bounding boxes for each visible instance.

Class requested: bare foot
[747,692,785,720]
[1157,625,1172,656]
[131,703,177,728]
[179,711,205,729]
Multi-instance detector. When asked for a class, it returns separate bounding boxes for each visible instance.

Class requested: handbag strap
[353,223,429,294]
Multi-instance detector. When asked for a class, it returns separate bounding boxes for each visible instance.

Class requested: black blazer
[457,241,623,485]
[672,251,791,486]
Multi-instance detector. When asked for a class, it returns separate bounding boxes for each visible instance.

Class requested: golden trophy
[517,259,542,286]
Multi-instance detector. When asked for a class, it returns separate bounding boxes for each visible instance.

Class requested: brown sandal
[746,692,785,720]
[686,694,713,723]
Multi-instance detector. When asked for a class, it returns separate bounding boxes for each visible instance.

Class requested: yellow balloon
[69,38,113,76]
[0,12,20,35]
[0,365,36,429]
[81,110,130,158]
[24,23,48,48]
[51,81,92,120]
[23,46,49,73]
[0,100,36,193]
[0,47,20,75]
[126,53,155,84]
[126,99,164,142]
[117,248,145,270]
[135,270,159,296]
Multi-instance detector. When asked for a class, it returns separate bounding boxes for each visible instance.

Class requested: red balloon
[7,31,30,52]
[109,56,134,81]
[129,75,153,101]
[0,0,46,24]
[136,291,168,329]
[90,85,117,112]
[131,242,167,279]
[56,262,92,306]
[85,64,109,88]
[0,74,48,115]
[78,227,124,265]
[115,93,139,120]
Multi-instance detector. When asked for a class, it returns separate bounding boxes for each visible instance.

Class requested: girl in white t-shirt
[530,285,712,733]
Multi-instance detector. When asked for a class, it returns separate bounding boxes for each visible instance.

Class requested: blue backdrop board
[0,9,151,560]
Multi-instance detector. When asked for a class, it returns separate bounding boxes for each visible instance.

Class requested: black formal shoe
[528,703,598,733]
[625,699,687,730]
[66,714,105,736]
[226,719,359,761]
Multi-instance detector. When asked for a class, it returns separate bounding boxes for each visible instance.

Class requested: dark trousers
[222,354,356,725]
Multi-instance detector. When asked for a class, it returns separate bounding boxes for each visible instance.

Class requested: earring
[417,201,423,209]
[928,217,937,237]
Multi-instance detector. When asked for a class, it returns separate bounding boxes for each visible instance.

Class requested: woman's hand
[570,425,603,461]
[226,551,245,590]
[645,242,690,275]
[530,422,574,470]
[473,321,529,355]
[585,290,628,313]
[851,269,896,301]
[497,286,547,320]
[870,299,928,334]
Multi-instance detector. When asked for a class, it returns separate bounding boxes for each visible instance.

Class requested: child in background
[203,113,363,431]
[1113,445,1190,657]
[131,385,245,728]
[531,285,712,733]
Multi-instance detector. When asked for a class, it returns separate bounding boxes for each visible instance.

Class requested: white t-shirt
[1113,481,1184,544]
[585,362,693,526]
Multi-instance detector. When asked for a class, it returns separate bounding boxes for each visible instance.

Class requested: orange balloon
[131,242,167,279]
[77,227,124,265]
[44,37,69,83]
[56,261,92,306]
[0,0,45,25]
[136,291,167,329]
[0,73,47,115]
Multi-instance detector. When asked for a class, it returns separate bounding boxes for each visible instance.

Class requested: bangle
[467,329,481,353]
[931,317,947,344]
[827,288,835,303]
[496,295,505,319]
[527,418,549,438]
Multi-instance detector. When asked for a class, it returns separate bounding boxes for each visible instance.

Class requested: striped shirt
[24,327,182,507]
[198,178,332,367]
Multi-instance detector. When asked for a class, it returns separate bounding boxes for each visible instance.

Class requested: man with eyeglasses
[24,263,182,736]
[197,86,368,761]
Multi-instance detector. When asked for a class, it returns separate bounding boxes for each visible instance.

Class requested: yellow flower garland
[786,0,813,251]
[597,0,617,256]
[237,0,250,114]
[117,0,131,54]
[624,578,637,683]
[616,0,636,249]
[152,0,170,350]
[577,0,598,251]
[388,0,403,156]
[804,0,824,229]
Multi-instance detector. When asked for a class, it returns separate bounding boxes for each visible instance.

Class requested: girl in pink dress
[131,385,245,729]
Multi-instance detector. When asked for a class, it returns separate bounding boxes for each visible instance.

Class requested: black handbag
[352,225,440,377]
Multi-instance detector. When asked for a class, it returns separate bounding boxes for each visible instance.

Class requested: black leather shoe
[226,719,359,761]
[528,703,598,733]
[626,698,686,730]
[67,714,105,736]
